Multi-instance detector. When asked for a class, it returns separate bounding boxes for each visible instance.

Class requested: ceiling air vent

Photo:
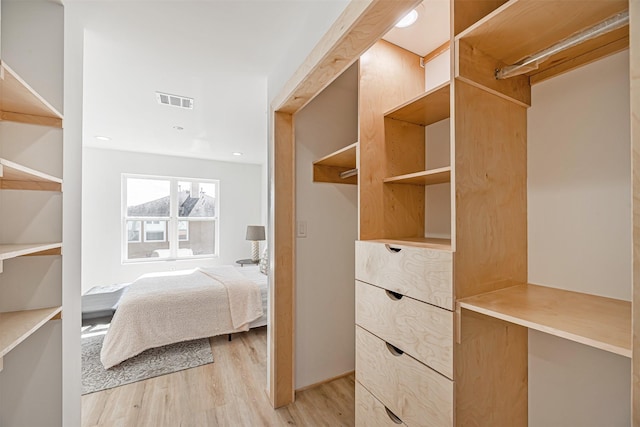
[155,92,194,110]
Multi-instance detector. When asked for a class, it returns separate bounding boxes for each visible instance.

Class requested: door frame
[267,0,422,407]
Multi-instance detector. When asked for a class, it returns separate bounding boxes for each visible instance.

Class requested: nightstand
[236,258,259,267]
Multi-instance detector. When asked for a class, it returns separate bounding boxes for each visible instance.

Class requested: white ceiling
[75,0,348,165]
[383,0,450,57]
[74,0,448,166]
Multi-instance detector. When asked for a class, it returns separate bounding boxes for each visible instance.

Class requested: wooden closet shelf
[367,237,452,251]
[0,61,63,128]
[455,0,629,76]
[458,283,631,358]
[0,158,62,191]
[0,243,62,261]
[313,142,357,168]
[313,142,358,184]
[384,167,450,186]
[385,82,450,126]
[0,307,62,360]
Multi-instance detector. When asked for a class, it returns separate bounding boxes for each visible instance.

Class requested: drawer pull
[384,407,403,425]
[385,290,403,301]
[386,342,404,357]
[384,244,402,253]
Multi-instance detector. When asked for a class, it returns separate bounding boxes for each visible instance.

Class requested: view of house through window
[123,175,219,261]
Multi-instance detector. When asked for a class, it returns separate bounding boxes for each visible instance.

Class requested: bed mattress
[97,265,268,368]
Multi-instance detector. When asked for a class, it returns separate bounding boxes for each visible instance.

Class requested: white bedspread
[100,266,263,369]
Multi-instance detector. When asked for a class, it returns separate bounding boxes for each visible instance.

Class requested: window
[127,220,141,242]
[123,175,219,261]
[178,221,189,241]
[144,221,166,242]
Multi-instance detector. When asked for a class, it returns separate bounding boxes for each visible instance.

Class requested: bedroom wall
[81,148,264,294]
[528,50,631,426]
[266,1,349,105]
[63,6,84,425]
[294,63,358,389]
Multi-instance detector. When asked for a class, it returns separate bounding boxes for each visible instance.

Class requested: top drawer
[355,240,453,310]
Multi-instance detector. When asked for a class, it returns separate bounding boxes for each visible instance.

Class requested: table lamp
[246,225,265,262]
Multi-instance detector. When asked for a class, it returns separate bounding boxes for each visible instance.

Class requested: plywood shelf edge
[364,237,452,251]
[384,81,451,126]
[457,283,632,357]
[384,167,451,186]
[0,306,62,370]
[0,158,62,191]
[313,142,358,184]
[0,243,63,261]
[0,61,63,128]
[313,142,357,168]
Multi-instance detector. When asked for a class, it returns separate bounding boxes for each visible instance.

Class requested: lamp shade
[246,225,265,241]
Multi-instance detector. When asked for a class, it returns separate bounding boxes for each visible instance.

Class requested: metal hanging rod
[495,10,629,80]
[339,168,358,179]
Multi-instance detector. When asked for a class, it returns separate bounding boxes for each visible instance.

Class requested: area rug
[82,330,214,395]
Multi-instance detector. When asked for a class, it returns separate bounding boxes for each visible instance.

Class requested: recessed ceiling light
[95,136,111,141]
[232,152,243,156]
[173,126,184,131]
[395,9,418,28]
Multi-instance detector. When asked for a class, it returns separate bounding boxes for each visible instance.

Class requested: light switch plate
[297,221,307,238]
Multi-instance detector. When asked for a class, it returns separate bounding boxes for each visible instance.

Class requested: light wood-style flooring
[82,327,355,426]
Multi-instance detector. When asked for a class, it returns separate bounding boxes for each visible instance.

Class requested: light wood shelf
[0,306,62,367]
[0,158,62,191]
[384,167,451,186]
[384,82,450,126]
[458,283,632,358]
[313,142,358,185]
[367,237,452,251]
[0,243,62,261]
[0,61,63,128]
[455,0,629,82]
[313,142,357,168]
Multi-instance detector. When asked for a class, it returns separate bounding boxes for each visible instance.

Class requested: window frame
[122,174,220,263]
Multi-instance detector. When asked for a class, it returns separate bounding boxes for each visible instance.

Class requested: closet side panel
[453,80,528,299]
[358,40,424,240]
[632,0,640,422]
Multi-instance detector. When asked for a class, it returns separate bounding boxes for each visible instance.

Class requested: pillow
[259,247,268,275]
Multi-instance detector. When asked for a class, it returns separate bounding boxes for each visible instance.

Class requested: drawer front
[356,326,454,427]
[356,381,408,427]
[355,241,453,310]
[356,280,453,379]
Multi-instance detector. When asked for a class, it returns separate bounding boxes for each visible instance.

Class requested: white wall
[63,5,84,426]
[82,148,264,294]
[424,49,449,92]
[294,63,358,389]
[267,1,349,105]
[528,50,631,426]
[425,118,451,239]
[1,0,63,111]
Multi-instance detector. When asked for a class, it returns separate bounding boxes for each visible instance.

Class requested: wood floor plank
[82,327,355,426]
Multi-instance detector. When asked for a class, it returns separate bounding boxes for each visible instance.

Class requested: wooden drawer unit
[355,240,453,310]
[356,326,454,427]
[356,381,408,426]
[356,280,453,379]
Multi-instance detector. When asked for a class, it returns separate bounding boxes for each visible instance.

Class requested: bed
[99,265,268,369]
